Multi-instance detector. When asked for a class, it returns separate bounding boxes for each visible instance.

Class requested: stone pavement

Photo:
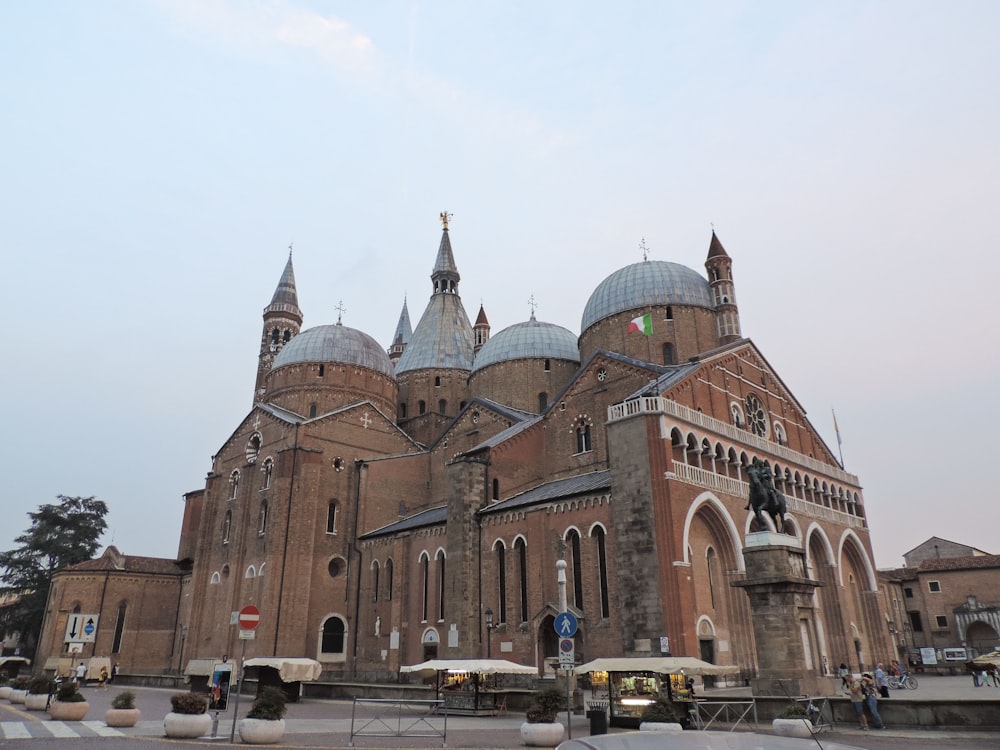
[1,675,998,748]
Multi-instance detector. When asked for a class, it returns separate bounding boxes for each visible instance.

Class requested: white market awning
[243,657,323,682]
[574,657,739,677]
[400,658,537,675]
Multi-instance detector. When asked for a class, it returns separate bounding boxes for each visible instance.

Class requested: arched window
[245,565,256,578]
[438,399,447,415]
[544,359,551,372]
[258,501,268,535]
[436,550,446,621]
[706,547,718,609]
[575,419,592,453]
[222,511,232,544]
[261,458,273,490]
[492,478,500,502]
[385,559,394,601]
[399,403,407,418]
[326,501,338,534]
[111,602,127,654]
[567,530,583,611]
[229,471,240,500]
[593,527,610,618]
[515,538,528,623]
[496,543,507,624]
[283,329,291,343]
[666,306,674,320]
[210,572,221,584]
[372,561,380,602]
[309,403,317,418]
[538,392,548,412]
[662,343,675,365]
[420,552,430,622]
[271,328,279,345]
[321,616,347,654]
[418,400,426,415]
[435,376,441,387]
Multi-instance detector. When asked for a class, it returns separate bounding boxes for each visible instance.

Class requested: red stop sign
[238,605,261,630]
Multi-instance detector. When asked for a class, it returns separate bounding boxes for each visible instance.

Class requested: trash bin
[586,702,608,735]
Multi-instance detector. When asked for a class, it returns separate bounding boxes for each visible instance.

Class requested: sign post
[554,613,578,739]
[230,606,260,742]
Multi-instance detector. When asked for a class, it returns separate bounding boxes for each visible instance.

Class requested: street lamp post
[484,608,495,658]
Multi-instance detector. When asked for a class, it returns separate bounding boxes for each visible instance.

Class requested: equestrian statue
[745,457,787,533]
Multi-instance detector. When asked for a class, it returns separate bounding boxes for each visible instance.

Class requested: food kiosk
[575,656,739,728]
[400,658,537,716]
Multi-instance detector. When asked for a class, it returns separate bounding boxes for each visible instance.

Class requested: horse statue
[745,457,787,533]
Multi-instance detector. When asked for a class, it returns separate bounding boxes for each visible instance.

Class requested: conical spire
[393,298,412,346]
[267,251,300,313]
[707,230,729,260]
[431,211,460,295]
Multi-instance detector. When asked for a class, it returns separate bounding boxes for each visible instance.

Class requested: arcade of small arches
[670,427,864,519]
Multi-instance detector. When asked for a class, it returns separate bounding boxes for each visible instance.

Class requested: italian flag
[628,313,653,335]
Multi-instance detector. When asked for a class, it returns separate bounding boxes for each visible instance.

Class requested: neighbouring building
[878,537,1000,673]
[35,217,890,681]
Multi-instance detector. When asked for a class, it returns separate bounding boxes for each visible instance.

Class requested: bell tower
[255,250,303,403]
[705,230,741,345]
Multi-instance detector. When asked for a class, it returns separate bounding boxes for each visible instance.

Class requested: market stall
[243,657,323,703]
[575,657,739,728]
[400,658,536,715]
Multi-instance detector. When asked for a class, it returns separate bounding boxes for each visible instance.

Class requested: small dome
[272,323,395,378]
[472,318,579,372]
[581,260,714,331]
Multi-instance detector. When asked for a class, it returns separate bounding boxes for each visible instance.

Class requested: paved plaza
[1,675,998,748]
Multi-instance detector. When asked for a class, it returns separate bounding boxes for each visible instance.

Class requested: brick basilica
[35,217,890,680]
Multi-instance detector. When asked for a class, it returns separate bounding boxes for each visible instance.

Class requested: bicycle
[888,673,918,690]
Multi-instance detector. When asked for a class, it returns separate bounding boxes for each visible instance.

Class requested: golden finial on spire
[640,237,649,261]
[439,211,452,230]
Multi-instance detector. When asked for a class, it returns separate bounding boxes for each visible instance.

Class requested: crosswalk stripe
[41,720,80,737]
[82,719,124,736]
[1,722,32,739]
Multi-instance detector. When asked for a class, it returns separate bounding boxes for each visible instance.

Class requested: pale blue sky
[2,1,997,569]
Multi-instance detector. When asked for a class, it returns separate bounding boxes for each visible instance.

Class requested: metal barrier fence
[691,699,758,731]
[348,698,447,747]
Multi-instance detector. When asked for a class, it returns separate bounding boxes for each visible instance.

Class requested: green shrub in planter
[170,692,208,715]
[56,681,87,703]
[526,688,565,723]
[28,677,54,695]
[640,699,681,724]
[111,690,136,709]
[246,686,287,721]
[777,703,809,719]
[12,676,31,690]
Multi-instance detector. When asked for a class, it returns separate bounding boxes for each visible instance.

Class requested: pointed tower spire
[388,297,412,364]
[431,211,460,295]
[705,230,741,344]
[255,251,304,403]
[473,303,490,353]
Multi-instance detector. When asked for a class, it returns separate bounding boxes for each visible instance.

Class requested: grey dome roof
[272,322,395,378]
[581,260,714,330]
[472,317,580,373]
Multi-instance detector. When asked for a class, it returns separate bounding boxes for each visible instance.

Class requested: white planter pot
[9,689,27,704]
[49,700,90,721]
[639,721,683,732]
[163,711,212,738]
[24,693,49,711]
[105,708,141,727]
[520,721,565,747]
[772,717,813,738]
[0,686,12,700]
[238,717,286,744]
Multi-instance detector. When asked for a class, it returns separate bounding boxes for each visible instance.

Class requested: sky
[2,1,998,571]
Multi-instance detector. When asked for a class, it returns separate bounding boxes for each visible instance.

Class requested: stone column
[732,531,837,697]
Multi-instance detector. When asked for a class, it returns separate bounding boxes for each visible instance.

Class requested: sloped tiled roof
[482,470,612,513]
[360,505,448,539]
[59,547,187,577]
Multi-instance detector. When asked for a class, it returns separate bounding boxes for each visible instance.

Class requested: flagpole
[832,409,844,469]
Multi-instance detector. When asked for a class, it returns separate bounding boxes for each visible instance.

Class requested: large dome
[581,260,714,331]
[272,322,395,378]
[472,318,580,372]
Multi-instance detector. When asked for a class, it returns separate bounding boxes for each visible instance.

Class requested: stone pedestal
[732,532,832,697]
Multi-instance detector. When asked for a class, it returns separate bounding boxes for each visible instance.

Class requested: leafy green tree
[0,495,109,650]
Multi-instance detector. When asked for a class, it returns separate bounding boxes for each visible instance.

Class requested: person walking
[98,666,109,690]
[74,661,87,686]
[875,663,890,698]
[838,662,851,693]
[848,676,869,730]
[861,673,885,729]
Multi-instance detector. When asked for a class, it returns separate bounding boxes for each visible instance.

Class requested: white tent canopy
[400,658,537,675]
[574,657,739,676]
[243,657,323,682]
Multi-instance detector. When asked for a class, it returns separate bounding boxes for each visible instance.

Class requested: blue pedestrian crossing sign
[554,611,578,637]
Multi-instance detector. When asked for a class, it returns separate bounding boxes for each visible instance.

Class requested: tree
[0,495,109,650]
